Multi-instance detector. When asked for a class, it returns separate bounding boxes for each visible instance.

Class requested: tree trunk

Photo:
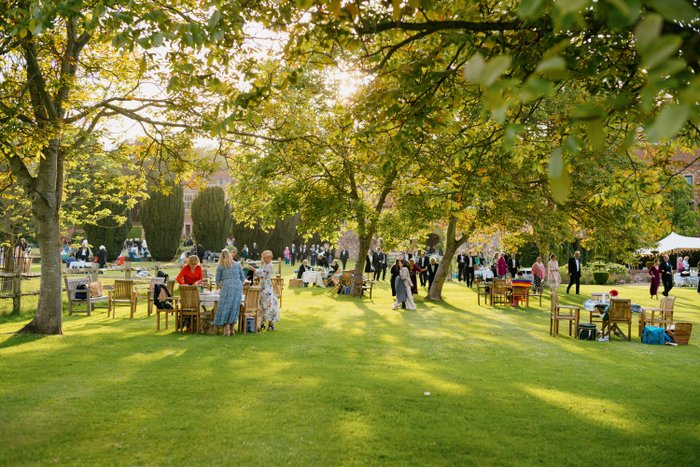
[352,233,373,297]
[18,201,63,335]
[426,216,467,302]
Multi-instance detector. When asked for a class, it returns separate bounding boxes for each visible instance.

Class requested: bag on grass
[642,326,670,345]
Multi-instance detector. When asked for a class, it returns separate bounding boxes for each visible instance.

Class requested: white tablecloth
[475,268,494,280]
[674,273,698,287]
[68,260,92,269]
[302,270,325,287]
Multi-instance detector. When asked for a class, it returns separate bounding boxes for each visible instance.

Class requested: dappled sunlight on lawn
[520,385,643,434]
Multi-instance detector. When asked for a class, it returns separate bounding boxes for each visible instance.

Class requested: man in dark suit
[660,254,674,297]
[196,243,205,263]
[340,249,349,270]
[426,257,439,290]
[465,253,476,288]
[456,252,466,282]
[379,249,388,280]
[372,249,382,281]
[509,253,520,279]
[418,251,430,287]
[290,244,297,266]
[252,242,259,261]
[566,251,582,294]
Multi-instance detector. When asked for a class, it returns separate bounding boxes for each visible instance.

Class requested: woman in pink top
[531,256,546,290]
[497,253,508,278]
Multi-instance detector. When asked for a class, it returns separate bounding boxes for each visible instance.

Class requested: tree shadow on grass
[0,332,47,349]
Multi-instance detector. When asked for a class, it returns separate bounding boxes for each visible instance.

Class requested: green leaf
[517,0,545,18]
[585,119,605,148]
[549,148,571,203]
[392,0,402,20]
[634,13,662,53]
[463,53,485,83]
[482,55,512,86]
[296,0,314,9]
[641,35,682,70]
[535,56,567,75]
[646,103,691,142]
[604,0,641,27]
[555,0,589,15]
[645,0,699,21]
[408,0,421,7]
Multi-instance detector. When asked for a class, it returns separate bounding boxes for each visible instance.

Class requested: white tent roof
[639,232,700,255]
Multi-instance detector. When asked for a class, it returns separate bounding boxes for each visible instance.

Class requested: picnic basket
[668,322,692,345]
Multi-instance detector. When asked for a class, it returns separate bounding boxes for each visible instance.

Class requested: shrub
[191,186,232,252]
[141,185,184,261]
[593,271,609,285]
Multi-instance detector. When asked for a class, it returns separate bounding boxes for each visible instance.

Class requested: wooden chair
[238,286,261,334]
[146,277,166,317]
[271,277,284,308]
[108,280,138,318]
[640,296,676,336]
[511,285,529,307]
[476,278,492,306]
[362,276,375,299]
[530,281,544,307]
[603,298,631,341]
[491,279,510,306]
[550,292,580,337]
[178,285,201,333]
[64,276,108,316]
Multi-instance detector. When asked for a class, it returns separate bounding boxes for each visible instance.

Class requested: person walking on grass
[547,254,561,291]
[392,259,415,310]
[660,254,674,297]
[566,250,582,295]
[649,258,660,300]
[214,248,246,336]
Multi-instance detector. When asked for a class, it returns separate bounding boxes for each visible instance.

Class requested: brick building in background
[671,148,700,206]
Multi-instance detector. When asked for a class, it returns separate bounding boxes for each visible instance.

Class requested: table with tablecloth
[302,270,326,287]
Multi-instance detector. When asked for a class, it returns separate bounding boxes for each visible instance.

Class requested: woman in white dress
[547,254,561,291]
[392,259,416,310]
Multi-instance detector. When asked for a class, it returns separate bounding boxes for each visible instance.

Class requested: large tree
[191,186,231,252]
[0,0,280,334]
[141,184,184,261]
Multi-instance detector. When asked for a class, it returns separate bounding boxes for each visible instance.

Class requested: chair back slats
[609,298,631,320]
[179,285,200,311]
[113,280,134,299]
[245,287,261,312]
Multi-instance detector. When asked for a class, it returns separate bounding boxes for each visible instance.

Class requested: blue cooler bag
[642,326,670,345]
[246,317,256,333]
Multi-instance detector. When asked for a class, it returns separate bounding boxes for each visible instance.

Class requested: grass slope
[1,275,699,465]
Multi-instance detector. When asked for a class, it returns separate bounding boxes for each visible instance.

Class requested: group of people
[389,254,441,309]
[175,248,280,336]
[282,243,341,267]
[647,254,698,298]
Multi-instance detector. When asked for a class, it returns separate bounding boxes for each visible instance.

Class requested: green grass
[1,273,699,465]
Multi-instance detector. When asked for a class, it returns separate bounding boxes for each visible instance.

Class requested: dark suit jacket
[365,255,374,272]
[660,260,673,277]
[568,257,581,277]
[340,250,349,260]
[427,263,439,279]
[457,254,466,265]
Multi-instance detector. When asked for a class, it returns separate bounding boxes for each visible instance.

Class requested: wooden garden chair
[603,298,631,341]
[550,292,580,337]
[146,277,165,317]
[491,279,509,306]
[271,277,284,308]
[238,286,261,334]
[64,276,108,316]
[640,296,675,336]
[108,279,138,319]
[178,285,201,333]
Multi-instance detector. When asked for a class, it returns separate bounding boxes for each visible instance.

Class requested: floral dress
[214,261,246,326]
[256,262,280,324]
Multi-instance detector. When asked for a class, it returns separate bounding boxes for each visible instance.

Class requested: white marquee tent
[639,232,700,255]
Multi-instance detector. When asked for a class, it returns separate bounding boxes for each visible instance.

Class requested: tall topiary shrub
[191,186,232,252]
[141,184,184,261]
[83,200,131,261]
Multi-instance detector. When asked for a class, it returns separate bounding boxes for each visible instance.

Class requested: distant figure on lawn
[547,254,561,291]
[393,259,415,310]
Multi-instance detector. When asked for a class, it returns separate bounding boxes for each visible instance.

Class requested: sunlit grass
[1,272,699,465]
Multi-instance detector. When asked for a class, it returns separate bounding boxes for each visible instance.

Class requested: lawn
[1,271,699,465]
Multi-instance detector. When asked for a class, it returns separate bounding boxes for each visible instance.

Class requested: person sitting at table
[176,255,203,286]
[75,239,92,262]
[297,259,309,281]
[247,250,280,331]
[214,248,246,337]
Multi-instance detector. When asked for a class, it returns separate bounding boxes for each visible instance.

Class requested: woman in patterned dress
[214,248,246,336]
[247,250,280,331]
